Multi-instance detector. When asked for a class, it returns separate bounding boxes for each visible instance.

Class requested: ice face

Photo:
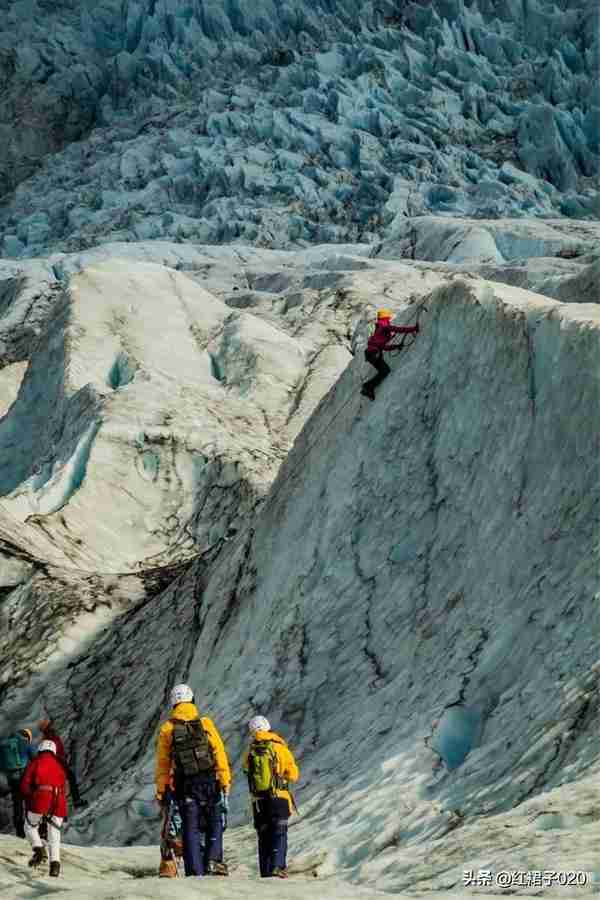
[2,242,600,893]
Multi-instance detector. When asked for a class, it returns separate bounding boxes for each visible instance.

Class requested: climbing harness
[25,785,64,834]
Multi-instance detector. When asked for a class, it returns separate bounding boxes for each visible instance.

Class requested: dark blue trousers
[176,775,223,877]
[252,796,290,877]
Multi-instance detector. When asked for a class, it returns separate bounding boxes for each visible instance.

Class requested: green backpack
[247,740,280,795]
[0,735,28,774]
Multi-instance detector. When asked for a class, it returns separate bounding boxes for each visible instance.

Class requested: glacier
[0,0,598,258]
[1,242,600,898]
[0,0,600,898]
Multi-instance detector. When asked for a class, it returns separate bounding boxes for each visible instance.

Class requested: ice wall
[3,271,599,890]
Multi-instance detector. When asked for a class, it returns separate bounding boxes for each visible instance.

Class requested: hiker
[38,718,87,809]
[20,739,67,877]
[361,308,419,401]
[155,683,231,877]
[243,715,299,879]
[0,728,36,838]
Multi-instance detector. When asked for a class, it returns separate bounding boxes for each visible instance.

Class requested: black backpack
[171,719,214,778]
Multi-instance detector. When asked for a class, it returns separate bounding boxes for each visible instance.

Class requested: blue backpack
[0,735,29,774]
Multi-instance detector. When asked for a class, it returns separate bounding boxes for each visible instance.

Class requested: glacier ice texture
[0,0,598,259]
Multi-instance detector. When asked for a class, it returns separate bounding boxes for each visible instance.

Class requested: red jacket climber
[367,316,417,351]
[21,741,67,877]
[38,718,87,808]
[20,744,68,819]
[361,308,419,400]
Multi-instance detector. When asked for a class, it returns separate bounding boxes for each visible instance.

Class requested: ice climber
[361,308,419,401]
[38,718,87,809]
[155,683,231,877]
[0,728,36,838]
[20,739,67,877]
[243,715,300,879]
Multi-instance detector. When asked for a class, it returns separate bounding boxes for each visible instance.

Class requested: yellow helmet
[377,308,393,320]
[19,728,33,742]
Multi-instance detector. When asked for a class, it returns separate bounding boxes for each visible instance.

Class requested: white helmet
[170,683,193,706]
[248,715,270,734]
[38,740,56,754]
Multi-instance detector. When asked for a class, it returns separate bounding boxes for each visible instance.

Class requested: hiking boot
[49,861,60,877]
[272,867,289,879]
[360,384,375,401]
[207,860,229,876]
[28,847,45,868]
[158,859,177,878]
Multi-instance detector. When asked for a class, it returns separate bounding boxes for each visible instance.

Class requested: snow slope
[3,245,600,894]
[0,835,401,899]
[0,834,391,898]
[0,822,594,899]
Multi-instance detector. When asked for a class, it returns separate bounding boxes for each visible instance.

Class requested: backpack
[247,740,280,795]
[0,735,28,774]
[171,719,214,778]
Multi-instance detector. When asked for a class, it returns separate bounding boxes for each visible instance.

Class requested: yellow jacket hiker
[243,715,299,878]
[154,684,231,878]
[155,701,231,798]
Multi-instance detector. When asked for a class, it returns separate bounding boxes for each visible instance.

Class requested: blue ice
[432,704,482,770]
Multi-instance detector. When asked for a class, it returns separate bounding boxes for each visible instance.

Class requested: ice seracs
[1,1,597,258]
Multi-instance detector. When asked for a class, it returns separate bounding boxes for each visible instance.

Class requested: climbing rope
[261,389,358,512]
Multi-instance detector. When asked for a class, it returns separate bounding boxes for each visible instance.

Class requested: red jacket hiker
[361,309,420,402]
[367,320,418,352]
[37,718,87,808]
[20,749,68,818]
